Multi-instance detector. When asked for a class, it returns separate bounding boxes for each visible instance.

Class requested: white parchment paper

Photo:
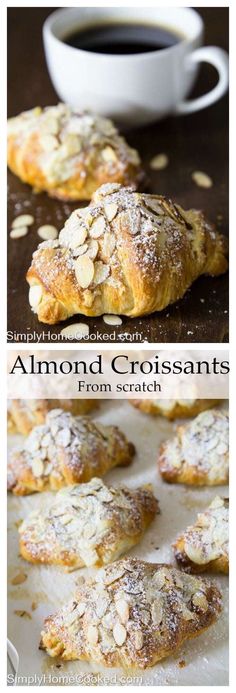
[7,401,228,686]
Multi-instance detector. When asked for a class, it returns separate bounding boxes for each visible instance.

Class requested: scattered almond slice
[75,255,94,288]
[37,225,58,240]
[150,153,169,170]
[90,216,106,238]
[10,226,28,239]
[60,323,89,340]
[103,314,122,326]
[31,601,38,611]
[191,171,213,188]
[11,571,27,585]
[29,285,43,309]
[14,610,32,620]
[12,214,34,228]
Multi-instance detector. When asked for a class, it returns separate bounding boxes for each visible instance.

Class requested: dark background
[7,7,229,343]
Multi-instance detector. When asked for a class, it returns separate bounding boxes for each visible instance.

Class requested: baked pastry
[19,478,158,569]
[40,558,222,668]
[130,399,220,420]
[26,183,228,324]
[7,398,98,436]
[173,496,229,574]
[7,409,135,495]
[7,104,142,201]
[158,409,229,486]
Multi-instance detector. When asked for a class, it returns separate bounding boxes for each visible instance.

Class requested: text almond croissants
[26,183,228,324]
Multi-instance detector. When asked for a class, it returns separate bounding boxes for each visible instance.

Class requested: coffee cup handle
[176,46,229,115]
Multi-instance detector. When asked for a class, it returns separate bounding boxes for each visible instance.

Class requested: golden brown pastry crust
[173,497,229,574]
[8,398,98,435]
[7,105,142,201]
[158,409,229,486]
[130,399,220,420]
[26,184,228,324]
[19,478,158,569]
[7,409,135,495]
[40,558,222,669]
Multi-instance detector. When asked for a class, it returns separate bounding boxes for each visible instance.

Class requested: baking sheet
[7,401,229,686]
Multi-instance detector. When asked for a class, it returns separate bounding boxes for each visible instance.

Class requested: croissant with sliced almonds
[130,399,220,420]
[19,478,158,569]
[158,409,229,486]
[173,496,229,574]
[7,104,142,201]
[40,558,222,668]
[26,183,228,325]
[7,409,135,495]
[7,398,98,435]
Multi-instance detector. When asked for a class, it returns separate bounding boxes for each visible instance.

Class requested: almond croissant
[40,558,222,668]
[7,104,142,201]
[7,409,135,495]
[26,183,228,324]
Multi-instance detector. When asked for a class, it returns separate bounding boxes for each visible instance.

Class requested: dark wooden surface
[7,7,229,344]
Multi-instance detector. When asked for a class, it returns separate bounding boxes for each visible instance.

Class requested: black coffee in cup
[64,22,182,55]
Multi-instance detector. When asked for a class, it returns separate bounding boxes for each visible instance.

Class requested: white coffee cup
[43,7,229,127]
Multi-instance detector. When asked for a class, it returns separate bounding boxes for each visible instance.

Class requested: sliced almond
[93,261,110,286]
[37,225,58,241]
[192,171,213,188]
[41,433,51,447]
[11,571,27,585]
[151,599,163,625]
[68,226,88,249]
[31,458,44,478]
[42,116,59,135]
[74,255,94,288]
[77,602,86,617]
[60,323,89,340]
[115,599,129,624]
[40,134,58,152]
[10,226,28,239]
[12,214,34,228]
[103,314,122,326]
[113,623,126,646]
[29,285,43,309]
[63,133,81,156]
[93,183,121,202]
[90,216,106,238]
[73,243,88,257]
[57,427,71,447]
[134,630,144,651]
[86,239,99,260]
[153,571,166,590]
[150,153,169,170]
[83,523,95,540]
[192,591,208,612]
[87,624,99,646]
[104,202,118,222]
[102,146,118,163]
[100,232,116,261]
